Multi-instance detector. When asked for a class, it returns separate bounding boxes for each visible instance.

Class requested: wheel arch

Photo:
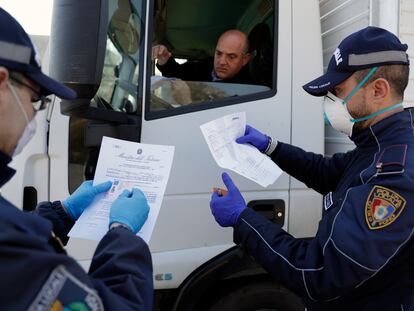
[172,246,273,311]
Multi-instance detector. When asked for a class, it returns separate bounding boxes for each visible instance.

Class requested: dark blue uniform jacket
[0,151,153,310]
[234,109,414,310]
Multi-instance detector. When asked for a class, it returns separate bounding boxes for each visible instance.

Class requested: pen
[212,187,228,197]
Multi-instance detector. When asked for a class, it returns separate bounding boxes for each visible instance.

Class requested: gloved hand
[236,125,269,153]
[109,188,150,233]
[210,173,247,227]
[63,180,112,220]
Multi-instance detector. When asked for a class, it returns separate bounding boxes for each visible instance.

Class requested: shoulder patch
[28,265,104,311]
[365,185,407,230]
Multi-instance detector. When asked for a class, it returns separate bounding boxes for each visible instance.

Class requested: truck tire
[208,281,304,311]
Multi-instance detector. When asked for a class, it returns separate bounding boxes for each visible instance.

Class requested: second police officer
[210,27,414,310]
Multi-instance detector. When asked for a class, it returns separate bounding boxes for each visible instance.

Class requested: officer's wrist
[232,206,249,227]
[109,222,133,232]
[61,200,76,220]
[264,137,278,155]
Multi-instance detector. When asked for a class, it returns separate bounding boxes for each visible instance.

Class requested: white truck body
[1,0,413,308]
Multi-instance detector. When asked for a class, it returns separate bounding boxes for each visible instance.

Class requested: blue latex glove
[236,125,269,153]
[109,188,150,233]
[210,173,247,227]
[63,180,112,220]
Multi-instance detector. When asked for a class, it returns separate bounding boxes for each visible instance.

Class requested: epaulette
[375,144,407,176]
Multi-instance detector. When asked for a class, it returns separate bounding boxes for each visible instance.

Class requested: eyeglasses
[10,76,51,111]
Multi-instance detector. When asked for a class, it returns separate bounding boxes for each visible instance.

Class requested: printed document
[68,137,174,243]
[200,112,282,187]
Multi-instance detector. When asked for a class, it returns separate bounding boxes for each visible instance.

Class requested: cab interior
[151,0,275,88]
[153,0,274,59]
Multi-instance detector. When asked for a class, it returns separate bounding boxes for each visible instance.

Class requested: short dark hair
[354,65,410,99]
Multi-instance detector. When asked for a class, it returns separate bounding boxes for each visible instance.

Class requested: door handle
[23,186,38,212]
[247,199,285,226]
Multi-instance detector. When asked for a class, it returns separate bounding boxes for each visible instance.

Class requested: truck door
[141,0,292,255]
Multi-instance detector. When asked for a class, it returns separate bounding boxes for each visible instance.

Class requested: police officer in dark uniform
[210,27,414,310]
[0,8,153,310]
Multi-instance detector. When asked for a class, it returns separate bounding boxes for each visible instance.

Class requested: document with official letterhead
[68,137,175,243]
[200,112,282,187]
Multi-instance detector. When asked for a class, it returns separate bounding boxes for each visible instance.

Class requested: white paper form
[68,137,174,243]
[200,112,282,187]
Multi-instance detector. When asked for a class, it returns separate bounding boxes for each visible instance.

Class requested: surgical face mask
[323,67,403,137]
[323,92,355,136]
[13,117,37,157]
[7,81,37,157]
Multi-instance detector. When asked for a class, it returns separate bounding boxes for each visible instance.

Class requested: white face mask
[13,117,37,157]
[323,92,355,136]
[7,81,37,157]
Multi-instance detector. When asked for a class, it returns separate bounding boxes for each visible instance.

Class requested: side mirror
[50,0,142,124]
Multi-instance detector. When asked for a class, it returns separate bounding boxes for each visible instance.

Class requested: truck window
[147,0,277,119]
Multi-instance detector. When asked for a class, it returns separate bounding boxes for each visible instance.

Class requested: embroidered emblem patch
[28,265,104,311]
[365,186,406,230]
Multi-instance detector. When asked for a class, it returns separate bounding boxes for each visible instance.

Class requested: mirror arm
[60,100,131,124]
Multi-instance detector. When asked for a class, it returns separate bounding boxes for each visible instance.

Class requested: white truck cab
[2,0,413,310]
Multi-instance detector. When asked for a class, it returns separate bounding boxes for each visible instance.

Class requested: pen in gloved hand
[212,187,228,197]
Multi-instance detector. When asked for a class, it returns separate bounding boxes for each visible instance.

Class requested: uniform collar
[0,150,15,188]
[351,108,413,147]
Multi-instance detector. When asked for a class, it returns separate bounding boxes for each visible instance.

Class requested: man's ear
[0,67,9,91]
[242,53,252,66]
[0,67,10,112]
[371,78,390,103]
